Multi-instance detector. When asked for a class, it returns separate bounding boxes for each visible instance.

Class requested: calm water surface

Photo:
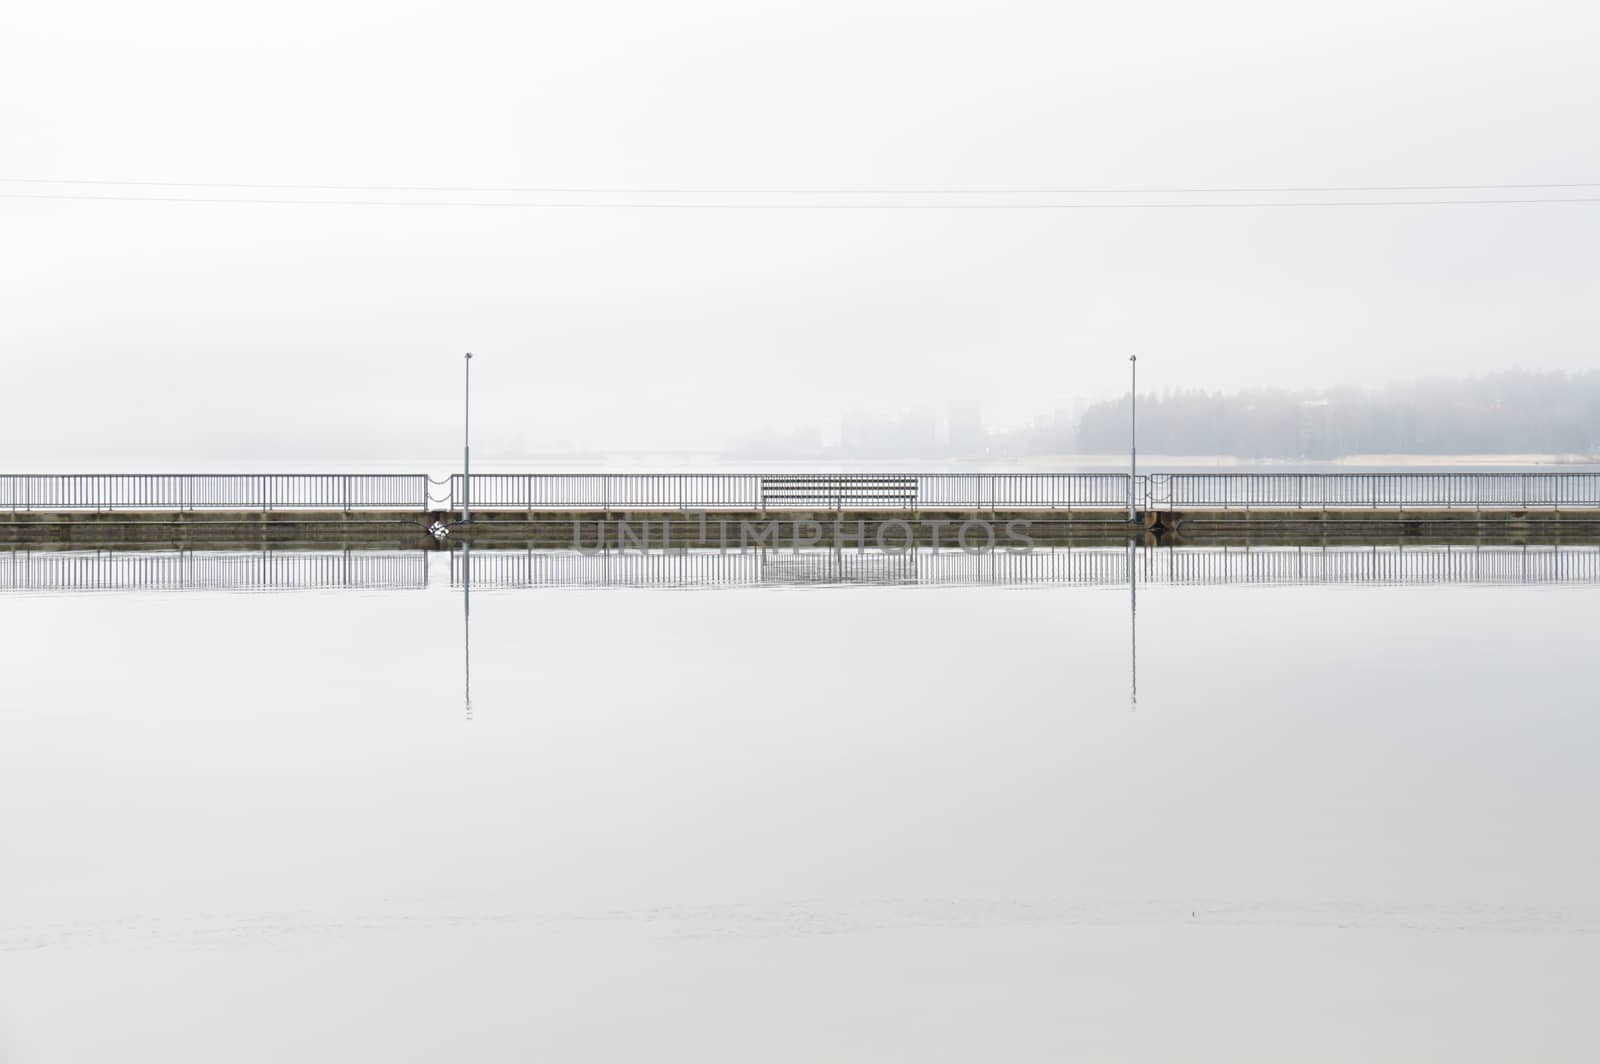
[1,559,1596,1062]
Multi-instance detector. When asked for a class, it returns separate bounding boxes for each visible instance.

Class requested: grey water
[2,553,1597,1062]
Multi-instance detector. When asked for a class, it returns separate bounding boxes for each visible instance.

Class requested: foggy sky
[4,0,1599,465]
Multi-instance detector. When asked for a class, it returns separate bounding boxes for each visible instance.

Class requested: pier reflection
[446,543,1600,590]
[10,543,1595,725]
[6,544,1600,594]
[0,549,427,593]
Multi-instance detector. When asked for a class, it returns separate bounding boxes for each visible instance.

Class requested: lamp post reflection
[463,541,472,721]
[1129,536,1138,712]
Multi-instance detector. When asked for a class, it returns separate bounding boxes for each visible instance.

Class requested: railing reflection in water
[0,550,428,593]
[5,545,1599,594]
[451,544,1600,590]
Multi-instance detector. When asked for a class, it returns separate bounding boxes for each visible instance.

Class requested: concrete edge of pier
[3,507,1600,549]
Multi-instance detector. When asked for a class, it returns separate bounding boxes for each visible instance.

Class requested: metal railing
[1148,472,1600,510]
[0,550,428,592]
[0,474,429,511]
[450,471,1600,511]
[3,471,1597,513]
[448,472,1134,510]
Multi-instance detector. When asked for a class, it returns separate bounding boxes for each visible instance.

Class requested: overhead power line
[4,177,1600,195]
[4,191,1600,208]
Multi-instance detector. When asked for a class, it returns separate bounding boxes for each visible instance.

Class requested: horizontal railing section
[455,473,763,511]
[3,472,1597,512]
[0,474,430,511]
[1149,472,1600,510]
[452,473,1134,510]
[452,472,1600,511]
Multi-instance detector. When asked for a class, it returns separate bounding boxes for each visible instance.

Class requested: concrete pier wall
[4,508,1599,549]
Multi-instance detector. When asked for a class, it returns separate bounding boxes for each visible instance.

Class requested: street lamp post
[1128,355,1138,523]
[463,352,473,523]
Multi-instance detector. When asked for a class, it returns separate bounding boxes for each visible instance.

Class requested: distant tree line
[1072,371,1600,458]
[726,371,1600,460]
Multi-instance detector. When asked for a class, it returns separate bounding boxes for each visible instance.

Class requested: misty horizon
[9,1,1600,471]
[11,368,1597,468]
